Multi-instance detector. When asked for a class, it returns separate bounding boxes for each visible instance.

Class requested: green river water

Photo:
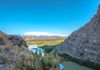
[62,61,93,70]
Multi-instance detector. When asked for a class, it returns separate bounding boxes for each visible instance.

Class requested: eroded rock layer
[54,5,100,64]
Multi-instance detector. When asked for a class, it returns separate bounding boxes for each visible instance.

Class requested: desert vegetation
[23,36,66,46]
[0,31,65,70]
[0,45,64,70]
[32,51,64,70]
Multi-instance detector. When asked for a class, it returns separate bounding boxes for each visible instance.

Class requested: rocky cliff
[54,5,100,64]
[0,31,34,70]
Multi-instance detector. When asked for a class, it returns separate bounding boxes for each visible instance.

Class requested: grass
[24,37,65,46]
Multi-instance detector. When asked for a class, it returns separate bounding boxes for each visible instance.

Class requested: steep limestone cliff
[54,4,100,64]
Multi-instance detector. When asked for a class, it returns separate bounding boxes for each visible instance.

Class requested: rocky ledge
[0,31,34,70]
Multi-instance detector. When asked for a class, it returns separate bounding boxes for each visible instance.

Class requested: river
[62,61,93,70]
[28,45,93,70]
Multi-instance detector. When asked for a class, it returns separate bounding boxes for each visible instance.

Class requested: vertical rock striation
[54,4,100,64]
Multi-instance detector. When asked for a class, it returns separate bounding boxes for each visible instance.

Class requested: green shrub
[32,51,62,70]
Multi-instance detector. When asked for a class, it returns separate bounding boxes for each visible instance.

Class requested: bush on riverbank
[40,44,60,53]
[40,46,54,53]
[32,51,63,70]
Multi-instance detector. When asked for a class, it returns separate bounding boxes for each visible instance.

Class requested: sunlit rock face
[97,4,100,14]
[8,35,28,47]
[54,4,100,64]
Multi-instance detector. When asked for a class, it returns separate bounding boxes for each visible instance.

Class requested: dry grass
[24,37,66,46]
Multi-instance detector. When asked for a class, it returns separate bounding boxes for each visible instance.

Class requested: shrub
[32,51,63,70]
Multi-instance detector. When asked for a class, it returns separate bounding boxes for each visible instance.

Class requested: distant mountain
[54,4,100,65]
[22,32,66,42]
[22,35,66,46]
[22,32,66,37]
[22,35,66,40]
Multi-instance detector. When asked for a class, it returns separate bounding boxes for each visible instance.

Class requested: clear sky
[0,0,100,36]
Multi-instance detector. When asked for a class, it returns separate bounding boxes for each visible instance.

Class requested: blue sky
[0,0,100,36]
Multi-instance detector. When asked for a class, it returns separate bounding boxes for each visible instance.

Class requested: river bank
[29,45,95,70]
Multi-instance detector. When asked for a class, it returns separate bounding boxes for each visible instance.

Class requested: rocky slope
[0,31,34,70]
[54,5,100,64]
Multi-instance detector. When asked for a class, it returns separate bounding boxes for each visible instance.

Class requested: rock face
[54,5,100,64]
[8,35,28,47]
[0,31,34,70]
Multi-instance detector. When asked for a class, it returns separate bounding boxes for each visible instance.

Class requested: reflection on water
[60,63,64,70]
[62,61,93,70]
